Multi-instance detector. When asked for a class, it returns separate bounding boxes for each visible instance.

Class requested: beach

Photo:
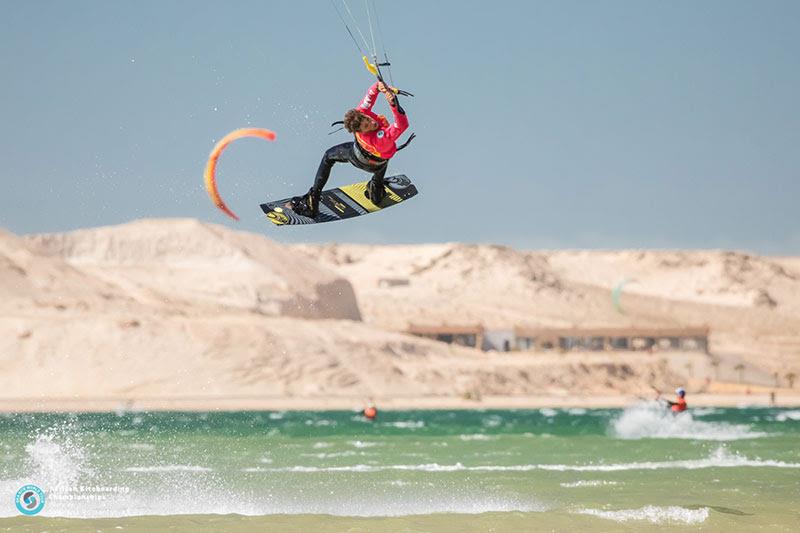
[1,392,800,414]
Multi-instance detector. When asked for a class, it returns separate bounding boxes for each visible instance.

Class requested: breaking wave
[254,447,800,473]
[612,402,767,440]
[574,505,709,525]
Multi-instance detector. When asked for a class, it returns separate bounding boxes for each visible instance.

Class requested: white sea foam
[260,447,800,473]
[388,420,425,429]
[300,451,359,459]
[348,440,381,448]
[560,480,620,488]
[774,410,800,422]
[122,465,212,473]
[612,402,766,440]
[539,408,558,417]
[575,505,709,525]
[566,408,587,415]
[304,419,335,427]
[459,434,496,441]
[482,415,502,427]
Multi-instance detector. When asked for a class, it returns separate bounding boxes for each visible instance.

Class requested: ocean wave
[575,505,709,525]
[774,410,800,422]
[259,447,800,473]
[304,419,335,427]
[122,465,212,473]
[300,451,359,459]
[459,434,496,441]
[566,408,587,415]
[387,421,425,429]
[560,480,620,488]
[348,440,381,448]
[612,402,767,440]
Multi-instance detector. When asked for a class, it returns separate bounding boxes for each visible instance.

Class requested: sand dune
[25,218,360,320]
[1,219,798,409]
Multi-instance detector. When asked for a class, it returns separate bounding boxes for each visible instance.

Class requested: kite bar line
[332,0,414,97]
[371,0,394,87]
[341,0,372,55]
[365,0,377,62]
[330,0,367,57]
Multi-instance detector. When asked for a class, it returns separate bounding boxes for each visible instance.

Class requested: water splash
[611,402,766,440]
[23,420,90,493]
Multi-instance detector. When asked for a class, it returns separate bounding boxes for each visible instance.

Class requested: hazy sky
[2,1,798,253]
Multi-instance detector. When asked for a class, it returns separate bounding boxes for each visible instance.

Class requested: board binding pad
[261,174,417,226]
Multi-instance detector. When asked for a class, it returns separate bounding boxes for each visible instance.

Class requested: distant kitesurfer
[666,387,687,413]
[289,81,410,218]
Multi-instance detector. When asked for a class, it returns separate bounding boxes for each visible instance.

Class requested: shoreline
[2,393,799,413]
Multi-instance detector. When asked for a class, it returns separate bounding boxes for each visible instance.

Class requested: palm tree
[734,363,745,384]
[786,372,797,389]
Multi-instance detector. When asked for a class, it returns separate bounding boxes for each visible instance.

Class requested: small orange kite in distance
[203,128,276,221]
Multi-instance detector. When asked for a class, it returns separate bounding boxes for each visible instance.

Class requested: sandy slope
[1,219,798,409]
[24,219,360,320]
[294,243,800,376]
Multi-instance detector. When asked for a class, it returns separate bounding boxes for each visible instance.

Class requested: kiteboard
[260,174,417,226]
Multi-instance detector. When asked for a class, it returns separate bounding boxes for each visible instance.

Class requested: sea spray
[0,409,796,521]
[611,401,767,440]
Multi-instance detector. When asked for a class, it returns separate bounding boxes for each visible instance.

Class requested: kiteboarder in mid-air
[204,2,417,225]
[288,80,410,218]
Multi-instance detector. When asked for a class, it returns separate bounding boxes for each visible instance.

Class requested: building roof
[513,326,710,338]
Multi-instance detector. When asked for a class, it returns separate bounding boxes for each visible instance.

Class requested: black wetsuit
[312,141,387,195]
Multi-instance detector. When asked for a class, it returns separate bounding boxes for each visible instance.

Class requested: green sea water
[1,404,799,531]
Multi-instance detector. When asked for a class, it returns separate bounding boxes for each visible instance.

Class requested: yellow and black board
[261,174,418,226]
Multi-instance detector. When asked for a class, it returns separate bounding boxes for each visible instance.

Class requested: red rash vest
[355,82,409,160]
[671,398,687,412]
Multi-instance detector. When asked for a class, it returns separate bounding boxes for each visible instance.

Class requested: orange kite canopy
[203,128,276,221]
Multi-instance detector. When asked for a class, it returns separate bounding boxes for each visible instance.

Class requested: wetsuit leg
[312,142,354,194]
[365,163,388,203]
[369,162,387,187]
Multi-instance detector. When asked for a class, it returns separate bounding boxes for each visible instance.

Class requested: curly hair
[343,109,367,133]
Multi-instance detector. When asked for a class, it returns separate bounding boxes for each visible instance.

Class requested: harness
[329,120,416,154]
[352,139,387,167]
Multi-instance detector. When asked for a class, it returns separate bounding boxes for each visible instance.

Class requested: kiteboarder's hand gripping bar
[363,56,414,97]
